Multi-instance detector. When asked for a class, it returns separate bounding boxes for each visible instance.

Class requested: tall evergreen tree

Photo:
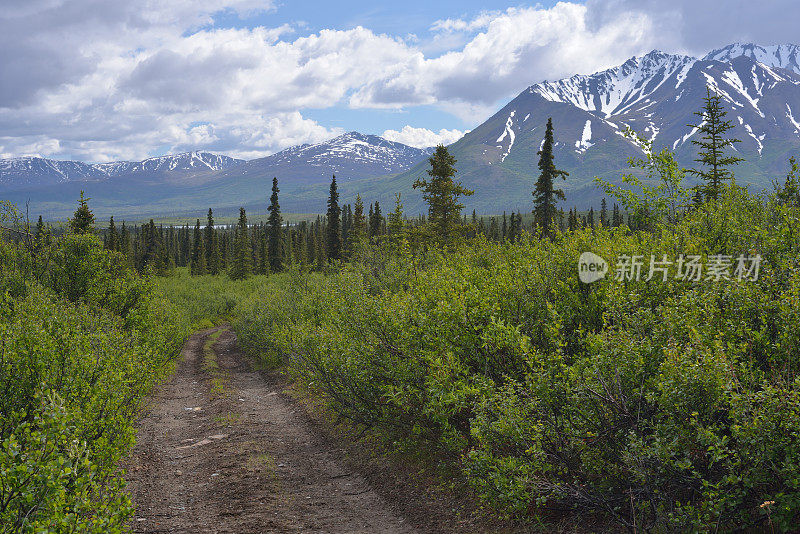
[775,156,800,208]
[412,145,474,243]
[204,209,220,275]
[191,219,206,275]
[369,200,384,240]
[142,219,159,269]
[687,87,744,200]
[120,222,131,264]
[600,198,608,227]
[69,191,95,234]
[387,193,405,243]
[326,175,342,261]
[229,207,251,280]
[533,118,569,239]
[107,216,118,251]
[267,177,284,273]
[612,204,622,227]
[348,194,367,251]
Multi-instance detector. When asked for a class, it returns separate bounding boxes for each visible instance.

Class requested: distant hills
[0,133,432,220]
[0,152,244,191]
[3,43,800,219]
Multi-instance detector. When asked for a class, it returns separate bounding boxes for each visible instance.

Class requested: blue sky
[209,2,562,40]
[203,1,567,137]
[0,0,797,162]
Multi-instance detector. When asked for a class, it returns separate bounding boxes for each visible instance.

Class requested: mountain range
[391,42,800,211]
[2,42,800,219]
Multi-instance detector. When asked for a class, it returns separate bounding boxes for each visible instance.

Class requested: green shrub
[233,189,800,530]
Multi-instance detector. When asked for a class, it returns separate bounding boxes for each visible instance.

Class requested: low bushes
[234,187,800,530]
[1,232,188,532]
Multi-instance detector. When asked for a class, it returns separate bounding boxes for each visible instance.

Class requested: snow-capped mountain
[208,132,433,189]
[531,51,697,118]
[0,151,244,191]
[393,42,800,212]
[0,133,432,219]
[703,43,800,74]
[95,151,244,176]
[249,132,433,180]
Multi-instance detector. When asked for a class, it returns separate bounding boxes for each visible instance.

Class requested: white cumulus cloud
[382,126,466,148]
[1,0,798,162]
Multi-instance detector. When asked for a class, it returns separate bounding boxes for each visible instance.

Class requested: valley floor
[125,327,510,533]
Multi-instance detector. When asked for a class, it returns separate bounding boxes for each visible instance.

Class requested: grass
[213,412,242,426]
[202,329,230,399]
[156,268,279,329]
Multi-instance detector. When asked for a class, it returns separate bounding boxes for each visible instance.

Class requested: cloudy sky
[1,0,798,162]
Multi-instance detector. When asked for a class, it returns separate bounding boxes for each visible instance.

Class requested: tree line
[49,86,768,279]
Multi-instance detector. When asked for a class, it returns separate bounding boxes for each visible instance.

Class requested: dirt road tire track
[126,327,418,533]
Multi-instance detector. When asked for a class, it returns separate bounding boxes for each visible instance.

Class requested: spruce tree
[349,194,367,251]
[120,222,131,263]
[387,193,405,243]
[69,191,95,234]
[326,175,342,261]
[687,87,744,200]
[267,177,284,273]
[191,219,206,275]
[106,216,118,251]
[775,156,800,208]
[412,145,473,243]
[533,118,568,239]
[230,207,251,280]
[205,209,220,275]
[369,200,384,240]
[600,199,608,227]
[142,219,159,269]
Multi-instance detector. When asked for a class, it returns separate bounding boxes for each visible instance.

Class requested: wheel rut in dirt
[126,326,417,534]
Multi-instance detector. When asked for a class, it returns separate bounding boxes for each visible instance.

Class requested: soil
[126,326,518,534]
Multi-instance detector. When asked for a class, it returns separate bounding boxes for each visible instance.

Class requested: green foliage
[229,208,251,280]
[774,156,800,208]
[234,187,800,530]
[596,129,692,234]
[68,191,95,235]
[268,177,284,272]
[533,117,568,239]
[191,219,206,275]
[326,175,342,262]
[205,209,220,275]
[0,203,188,532]
[348,194,367,253]
[687,87,744,200]
[1,392,131,533]
[156,267,274,330]
[413,145,474,244]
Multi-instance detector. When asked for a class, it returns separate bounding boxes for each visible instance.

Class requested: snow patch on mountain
[575,120,594,153]
[530,51,697,117]
[704,43,800,75]
[259,132,432,175]
[787,104,800,133]
[496,112,516,162]
[721,68,765,117]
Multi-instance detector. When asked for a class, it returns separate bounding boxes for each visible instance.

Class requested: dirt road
[126,327,421,533]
